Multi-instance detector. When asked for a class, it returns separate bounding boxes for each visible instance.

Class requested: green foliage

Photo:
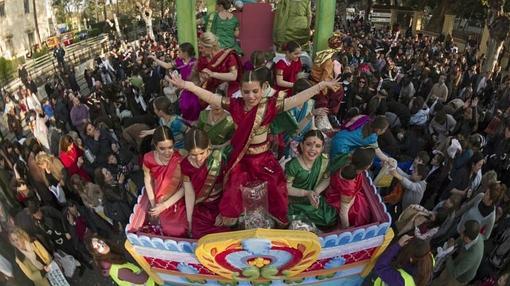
[32,47,49,59]
[0,57,24,84]
[0,57,14,83]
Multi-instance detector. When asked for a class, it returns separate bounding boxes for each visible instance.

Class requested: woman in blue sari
[330,115,391,172]
[271,79,328,157]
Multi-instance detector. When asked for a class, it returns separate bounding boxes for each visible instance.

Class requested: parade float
[124,172,393,286]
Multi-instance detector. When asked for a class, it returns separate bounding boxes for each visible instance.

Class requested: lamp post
[176,0,198,53]
[312,0,336,57]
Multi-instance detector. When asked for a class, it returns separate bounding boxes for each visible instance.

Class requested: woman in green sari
[286,130,337,228]
[206,0,242,54]
[197,104,235,148]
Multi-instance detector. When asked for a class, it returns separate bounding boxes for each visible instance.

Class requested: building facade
[0,0,55,59]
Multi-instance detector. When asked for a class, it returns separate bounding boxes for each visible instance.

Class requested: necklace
[155,151,169,165]
[298,155,314,171]
[209,111,225,124]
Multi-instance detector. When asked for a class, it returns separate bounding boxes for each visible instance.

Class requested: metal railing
[1,34,110,93]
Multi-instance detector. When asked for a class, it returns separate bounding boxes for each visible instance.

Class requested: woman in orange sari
[181,129,228,238]
[142,126,187,237]
[196,32,242,97]
[168,67,340,227]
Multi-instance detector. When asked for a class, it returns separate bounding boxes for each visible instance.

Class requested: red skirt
[159,198,188,237]
[220,151,289,224]
[192,200,229,238]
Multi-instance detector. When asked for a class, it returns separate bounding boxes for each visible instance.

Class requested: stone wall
[0,0,54,59]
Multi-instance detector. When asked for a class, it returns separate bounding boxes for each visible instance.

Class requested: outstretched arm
[149,55,174,69]
[284,80,340,111]
[166,74,222,107]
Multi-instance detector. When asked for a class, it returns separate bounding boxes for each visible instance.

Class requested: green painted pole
[176,0,198,54]
[312,0,336,57]
[206,0,216,13]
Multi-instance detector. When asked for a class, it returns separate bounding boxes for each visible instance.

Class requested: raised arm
[284,80,340,111]
[204,67,238,82]
[167,74,222,107]
[149,55,174,70]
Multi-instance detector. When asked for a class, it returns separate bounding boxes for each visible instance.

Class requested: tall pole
[206,0,216,13]
[312,0,336,57]
[176,0,198,53]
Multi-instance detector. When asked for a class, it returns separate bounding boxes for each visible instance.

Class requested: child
[390,163,429,213]
[42,98,55,123]
[243,50,268,71]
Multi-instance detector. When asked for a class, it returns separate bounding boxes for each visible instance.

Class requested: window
[24,0,30,14]
[0,2,5,17]
[27,32,35,47]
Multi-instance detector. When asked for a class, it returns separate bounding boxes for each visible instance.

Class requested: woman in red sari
[59,134,91,181]
[197,32,242,97]
[168,67,340,227]
[275,41,303,97]
[143,126,187,237]
[325,148,375,228]
[181,129,228,238]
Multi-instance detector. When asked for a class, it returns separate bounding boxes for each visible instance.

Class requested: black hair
[241,68,273,87]
[216,0,231,10]
[298,130,325,154]
[292,78,313,94]
[153,96,176,115]
[179,42,196,58]
[283,41,301,53]
[184,128,211,151]
[463,220,481,241]
[370,115,390,131]
[152,126,174,146]
[414,164,429,180]
[28,200,41,215]
[250,51,267,68]
[341,164,357,180]
[416,151,430,165]
[351,148,376,170]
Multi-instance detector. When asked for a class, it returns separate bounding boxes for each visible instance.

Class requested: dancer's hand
[166,73,190,90]
[149,203,167,217]
[320,78,341,91]
[307,191,320,209]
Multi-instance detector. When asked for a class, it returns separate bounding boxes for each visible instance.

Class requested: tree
[136,0,155,40]
[483,0,510,73]
[32,0,42,45]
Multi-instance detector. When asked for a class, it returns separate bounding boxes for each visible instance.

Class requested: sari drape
[181,150,228,238]
[219,95,289,225]
[286,155,337,227]
[143,151,187,237]
[197,49,242,97]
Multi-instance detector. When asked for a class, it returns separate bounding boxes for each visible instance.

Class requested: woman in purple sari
[150,43,201,122]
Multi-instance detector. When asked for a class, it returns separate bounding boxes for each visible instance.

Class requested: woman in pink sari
[168,67,340,227]
[275,41,303,97]
[325,148,375,228]
[181,129,228,238]
[196,32,242,97]
[150,43,200,122]
[143,126,187,237]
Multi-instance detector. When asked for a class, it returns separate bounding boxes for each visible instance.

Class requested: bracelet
[317,82,325,93]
